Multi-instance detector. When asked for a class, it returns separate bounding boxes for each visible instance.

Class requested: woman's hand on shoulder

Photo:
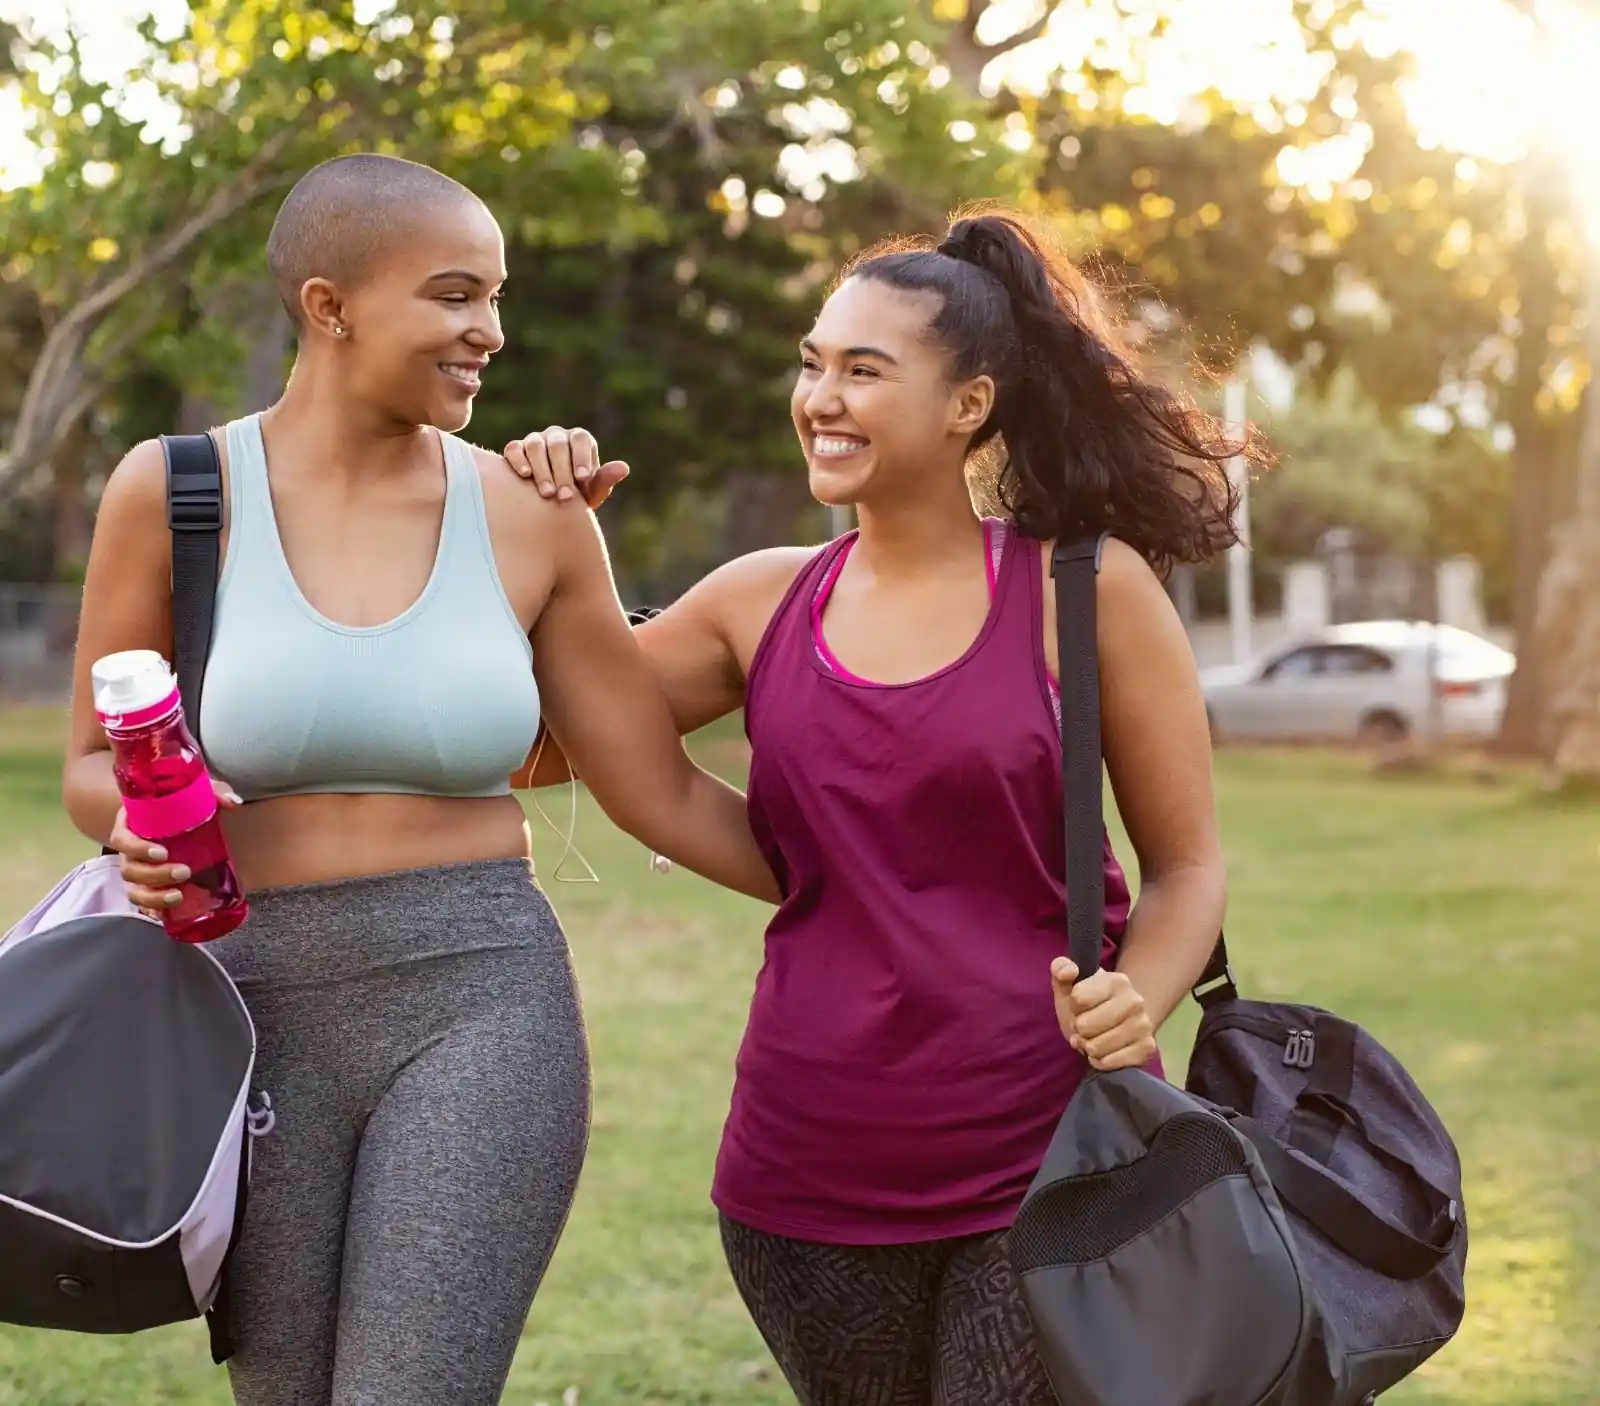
[502,425,628,508]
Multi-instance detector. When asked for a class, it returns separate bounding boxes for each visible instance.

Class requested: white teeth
[440,364,480,385]
[815,436,866,456]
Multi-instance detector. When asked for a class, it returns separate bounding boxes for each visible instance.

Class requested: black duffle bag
[1005,538,1467,1406]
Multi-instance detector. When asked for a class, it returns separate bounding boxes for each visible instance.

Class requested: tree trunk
[721,468,819,560]
[50,429,92,582]
[1496,436,1562,754]
[0,128,297,491]
[1493,158,1570,756]
[1534,259,1600,780]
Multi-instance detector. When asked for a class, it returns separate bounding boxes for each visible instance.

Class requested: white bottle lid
[91,649,178,721]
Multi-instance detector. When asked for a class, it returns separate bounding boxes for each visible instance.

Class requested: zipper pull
[1282,1030,1315,1069]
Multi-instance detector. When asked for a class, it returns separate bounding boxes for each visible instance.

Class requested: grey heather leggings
[208,859,591,1406]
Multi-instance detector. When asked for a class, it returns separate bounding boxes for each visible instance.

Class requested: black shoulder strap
[1049,536,1233,1001]
[161,433,223,751]
[1051,537,1108,980]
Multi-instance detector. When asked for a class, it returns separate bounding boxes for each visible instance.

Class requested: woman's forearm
[512,724,574,790]
[1112,861,1228,1030]
[62,750,123,847]
[588,756,778,904]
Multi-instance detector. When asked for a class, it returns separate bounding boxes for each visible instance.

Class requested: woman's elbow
[61,754,111,844]
[1143,854,1228,916]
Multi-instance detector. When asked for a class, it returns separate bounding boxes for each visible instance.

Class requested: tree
[1,0,1015,583]
[933,0,1585,753]
[0,0,638,498]
[1535,257,1600,778]
[471,0,1017,577]
[1248,370,1510,611]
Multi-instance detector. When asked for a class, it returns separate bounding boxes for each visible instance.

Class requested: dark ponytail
[841,209,1263,573]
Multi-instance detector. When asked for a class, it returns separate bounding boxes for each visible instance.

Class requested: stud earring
[333,324,346,336]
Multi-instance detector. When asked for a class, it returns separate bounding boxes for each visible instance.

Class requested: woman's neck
[852,479,985,582]
[263,356,435,487]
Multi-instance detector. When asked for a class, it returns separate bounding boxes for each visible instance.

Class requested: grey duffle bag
[1006,539,1467,1406]
[0,435,271,1363]
[0,856,272,1359]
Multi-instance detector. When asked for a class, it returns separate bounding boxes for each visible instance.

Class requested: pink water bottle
[92,649,248,944]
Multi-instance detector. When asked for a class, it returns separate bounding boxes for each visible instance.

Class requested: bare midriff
[220,792,532,891]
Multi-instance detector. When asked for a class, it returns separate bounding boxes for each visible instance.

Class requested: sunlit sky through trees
[3,0,1598,223]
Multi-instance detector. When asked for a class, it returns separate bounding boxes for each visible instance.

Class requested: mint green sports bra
[199,414,538,802]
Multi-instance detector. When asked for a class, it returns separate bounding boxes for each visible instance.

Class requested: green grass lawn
[0,707,1594,1405]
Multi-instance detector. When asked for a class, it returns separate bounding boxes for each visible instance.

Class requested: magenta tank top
[712,520,1143,1245]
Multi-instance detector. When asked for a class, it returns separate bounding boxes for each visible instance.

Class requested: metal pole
[1224,374,1253,664]
[1424,559,1443,760]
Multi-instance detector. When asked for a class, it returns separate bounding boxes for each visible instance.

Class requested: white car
[1200,621,1514,746]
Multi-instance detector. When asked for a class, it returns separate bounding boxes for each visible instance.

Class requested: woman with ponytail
[509,209,1262,1404]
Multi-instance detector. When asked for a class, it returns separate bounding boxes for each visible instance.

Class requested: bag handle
[1049,538,1232,998]
[162,432,223,751]
[1227,1113,1461,1281]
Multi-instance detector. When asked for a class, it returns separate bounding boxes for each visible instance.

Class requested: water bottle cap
[92,650,178,724]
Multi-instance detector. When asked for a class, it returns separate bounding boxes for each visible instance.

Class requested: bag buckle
[1282,1029,1316,1069]
[167,470,222,532]
[246,1090,276,1137]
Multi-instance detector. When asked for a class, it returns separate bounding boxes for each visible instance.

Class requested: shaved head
[267,154,486,328]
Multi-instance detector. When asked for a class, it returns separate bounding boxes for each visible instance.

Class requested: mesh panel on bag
[1009,1113,1251,1270]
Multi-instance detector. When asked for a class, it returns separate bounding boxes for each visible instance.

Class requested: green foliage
[441,0,1016,577]
[0,0,636,451]
[0,0,1009,582]
[0,0,1576,609]
[1248,372,1512,617]
[1021,0,1586,443]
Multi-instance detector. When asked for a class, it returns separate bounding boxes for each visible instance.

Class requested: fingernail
[538,482,553,496]
[171,865,191,883]
[557,487,573,502]
[148,846,167,862]
[227,792,244,805]
[164,892,182,906]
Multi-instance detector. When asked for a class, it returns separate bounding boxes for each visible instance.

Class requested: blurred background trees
[3,0,1598,769]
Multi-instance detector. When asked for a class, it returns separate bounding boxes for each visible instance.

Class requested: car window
[1319,645,1394,677]
[1262,648,1319,680]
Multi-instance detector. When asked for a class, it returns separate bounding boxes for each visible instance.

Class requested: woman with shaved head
[64,153,778,1406]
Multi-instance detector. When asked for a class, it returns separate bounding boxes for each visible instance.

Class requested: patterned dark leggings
[719,1214,1060,1406]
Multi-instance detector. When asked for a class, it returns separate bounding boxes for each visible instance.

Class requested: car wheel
[1356,710,1409,748]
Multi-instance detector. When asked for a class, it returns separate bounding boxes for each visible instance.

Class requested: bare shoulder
[1095,535,1170,612]
[464,441,595,624]
[1038,533,1186,677]
[685,545,818,657]
[698,545,817,606]
[92,439,176,568]
[470,442,563,529]
[99,438,171,520]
